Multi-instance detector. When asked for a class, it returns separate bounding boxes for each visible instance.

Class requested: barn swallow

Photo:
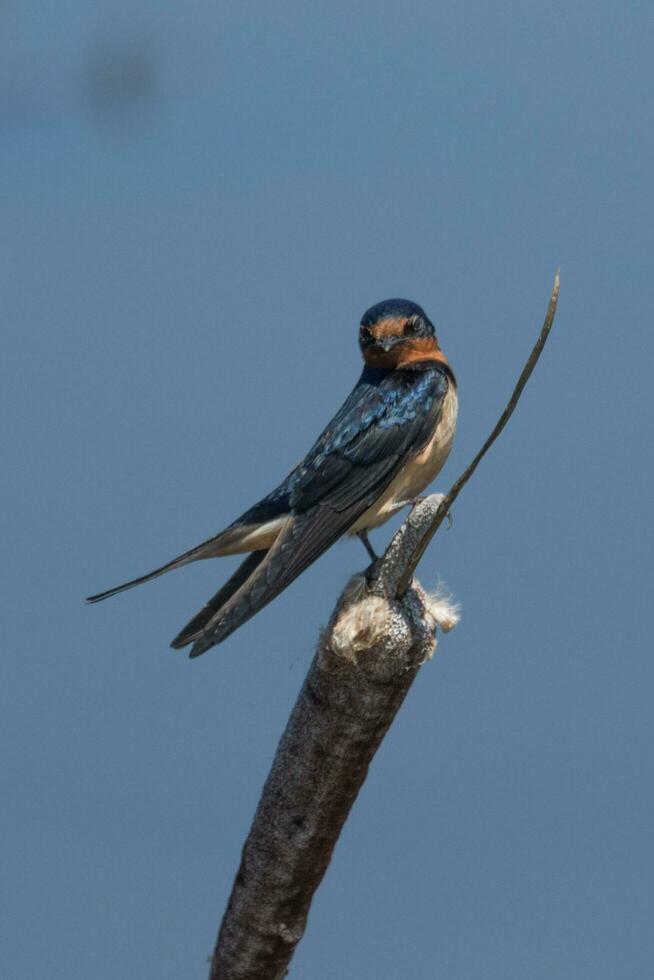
[87,299,458,657]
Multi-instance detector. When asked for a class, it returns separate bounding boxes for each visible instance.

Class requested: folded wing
[174,365,451,656]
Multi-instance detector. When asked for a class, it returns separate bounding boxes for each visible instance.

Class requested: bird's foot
[357,530,378,562]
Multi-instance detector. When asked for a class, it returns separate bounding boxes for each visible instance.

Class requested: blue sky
[2,3,652,978]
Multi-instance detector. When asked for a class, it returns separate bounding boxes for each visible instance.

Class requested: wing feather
[178,365,452,656]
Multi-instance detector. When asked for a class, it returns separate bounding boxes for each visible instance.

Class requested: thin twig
[207,275,560,978]
[396,270,560,595]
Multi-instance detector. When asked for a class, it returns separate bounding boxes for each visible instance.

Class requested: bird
[87,299,458,657]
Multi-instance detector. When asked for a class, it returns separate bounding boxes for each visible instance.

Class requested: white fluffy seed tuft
[330,594,398,663]
[421,583,460,633]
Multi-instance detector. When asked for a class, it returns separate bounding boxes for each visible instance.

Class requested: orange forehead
[368,316,412,340]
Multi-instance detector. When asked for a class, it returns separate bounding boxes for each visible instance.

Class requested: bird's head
[358,298,446,370]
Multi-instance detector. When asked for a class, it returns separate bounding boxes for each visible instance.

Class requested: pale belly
[349,382,458,534]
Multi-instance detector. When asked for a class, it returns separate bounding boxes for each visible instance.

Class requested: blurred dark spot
[81,33,159,121]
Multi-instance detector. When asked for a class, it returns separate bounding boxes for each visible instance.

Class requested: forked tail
[170,550,268,650]
[86,537,220,603]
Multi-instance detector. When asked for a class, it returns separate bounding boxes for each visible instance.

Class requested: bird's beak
[380,336,404,352]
